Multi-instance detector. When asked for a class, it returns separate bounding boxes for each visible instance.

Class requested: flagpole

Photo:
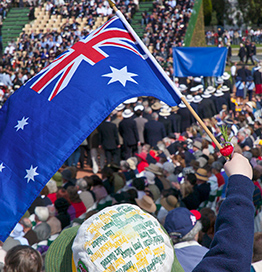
[108,0,223,151]
[181,96,222,149]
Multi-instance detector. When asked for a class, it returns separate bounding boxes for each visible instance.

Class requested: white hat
[144,171,156,184]
[220,85,230,92]
[190,86,198,93]
[206,86,216,94]
[196,84,204,90]
[179,84,187,91]
[214,90,224,97]
[222,72,230,80]
[202,91,211,98]
[179,102,186,108]
[134,104,144,111]
[159,108,171,116]
[123,97,138,104]
[122,109,134,118]
[72,204,175,272]
[186,94,194,103]
[161,105,171,112]
[194,77,201,83]
[193,95,203,103]
[115,103,125,111]
[254,66,261,71]
[215,77,224,85]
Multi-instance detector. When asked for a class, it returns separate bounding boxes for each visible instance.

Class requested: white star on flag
[102,66,138,87]
[24,165,39,183]
[14,117,29,131]
[0,163,5,172]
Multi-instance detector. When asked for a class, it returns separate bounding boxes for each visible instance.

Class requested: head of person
[34,206,49,222]
[4,245,43,272]
[253,232,262,263]
[162,162,175,177]
[195,168,209,184]
[164,207,202,244]
[45,204,179,272]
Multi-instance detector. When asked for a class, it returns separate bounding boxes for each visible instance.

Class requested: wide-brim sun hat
[151,101,162,110]
[193,95,202,103]
[196,84,204,90]
[195,168,208,181]
[135,195,156,213]
[202,91,211,98]
[122,109,134,118]
[45,204,185,272]
[214,90,224,97]
[222,72,230,80]
[190,86,198,93]
[179,102,186,108]
[179,84,187,91]
[220,85,230,92]
[215,77,224,85]
[206,86,216,94]
[134,104,144,111]
[145,163,163,176]
[186,95,193,103]
[159,108,171,116]
[115,103,125,111]
[123,97,138,104]
[160,195,178,211]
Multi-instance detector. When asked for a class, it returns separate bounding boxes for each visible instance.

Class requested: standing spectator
[119,109,140,159]
[144,112,166,147]
[133,104,148,152]
[226,42,232,65]
[98,115,120,165]
[238,43,246,63]
[253,66,262,96]
[246,40,255,65]
[251,42,259,64]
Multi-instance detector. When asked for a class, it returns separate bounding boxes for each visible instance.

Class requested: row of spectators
[206,28,262,46]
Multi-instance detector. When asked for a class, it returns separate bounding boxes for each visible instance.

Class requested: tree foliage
[211,0,230,26]
[203,0,212,26]
[237,0,262,25]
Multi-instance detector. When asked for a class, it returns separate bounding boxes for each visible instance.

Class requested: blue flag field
[173,47,228,77]
[0,16,182,241]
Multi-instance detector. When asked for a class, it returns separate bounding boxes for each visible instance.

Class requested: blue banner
[173,47,228,77]
[0,16,181,241]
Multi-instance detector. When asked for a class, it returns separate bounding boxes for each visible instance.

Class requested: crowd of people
[0,70,262,270]
[206,27,262,46]
[0,0,262,271]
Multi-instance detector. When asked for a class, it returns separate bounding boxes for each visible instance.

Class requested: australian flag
[0,16,181,241]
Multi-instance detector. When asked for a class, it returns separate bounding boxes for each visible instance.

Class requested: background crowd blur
[0,0,262,271]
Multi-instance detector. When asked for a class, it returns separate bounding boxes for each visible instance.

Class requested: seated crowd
[0,89,262,270]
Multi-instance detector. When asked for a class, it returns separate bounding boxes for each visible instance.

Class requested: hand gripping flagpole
[108,0,222,150]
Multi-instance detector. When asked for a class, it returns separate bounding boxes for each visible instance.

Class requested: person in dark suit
[169,106,181,133]
[98,115,120,165]
[213,90,227,113]
[119,109,140,159]
[238,43,246,63]
[144,112,166,147]
[245,40,255,65]
[198,92,217,118]
[133,104,148,151]
[253,66,262,95]
[158,108,172,135]
[237,65,248,82]
[177,103,195,133]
